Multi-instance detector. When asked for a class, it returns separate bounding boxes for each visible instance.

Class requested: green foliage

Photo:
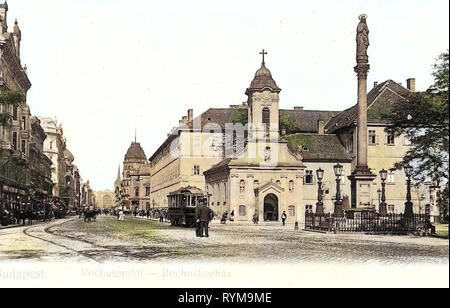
[280,113,301,134]
[438,185,449,223]
[230,108,248,126]
[0,91,24,127]
[285,134,315,152]
[383,51,449,183]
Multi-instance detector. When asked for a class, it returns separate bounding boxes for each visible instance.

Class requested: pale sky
[9,0,450,190]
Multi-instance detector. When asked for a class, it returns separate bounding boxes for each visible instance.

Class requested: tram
[167,186,210,227]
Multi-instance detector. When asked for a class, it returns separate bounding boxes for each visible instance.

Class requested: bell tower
[246,49,281,142]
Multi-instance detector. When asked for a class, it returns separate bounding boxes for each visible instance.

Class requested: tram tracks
[22,219,103,263]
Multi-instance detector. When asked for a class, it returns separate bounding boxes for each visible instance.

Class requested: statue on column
[356,14,369,61]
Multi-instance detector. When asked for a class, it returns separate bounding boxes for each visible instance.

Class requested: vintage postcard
[0,0,448,293]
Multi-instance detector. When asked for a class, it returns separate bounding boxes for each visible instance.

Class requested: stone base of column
[404,201,414,217]
[379,202,388,216]
[349,168,377,209]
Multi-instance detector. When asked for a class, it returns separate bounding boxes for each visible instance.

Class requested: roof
[246,63,281,94]
[125,142,147,161]
[280,109,340,133]
[149,107,340,163]
[285,133,352,162]
[168,186,207,196]
[184,107,338,133]
[325,80,411,133]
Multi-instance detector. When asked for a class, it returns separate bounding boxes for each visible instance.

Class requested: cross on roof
[260,49,268,65]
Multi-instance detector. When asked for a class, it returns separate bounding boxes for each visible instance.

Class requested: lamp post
[333,164,344,217]
[379,169,388,216]
[316,168,325,214]
[404,165,414,217]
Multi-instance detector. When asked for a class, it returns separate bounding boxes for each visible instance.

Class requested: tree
[230,108,248,126]
[384,52,449,184]
[0,91,24,127]
[280,113,301,134]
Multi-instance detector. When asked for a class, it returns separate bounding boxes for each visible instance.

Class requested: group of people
[0,200,67,227]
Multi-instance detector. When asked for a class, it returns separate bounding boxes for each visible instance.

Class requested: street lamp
[379,169,388,216]
[316,168,325,214]
[333,164,344,217]
[404,165,414,217]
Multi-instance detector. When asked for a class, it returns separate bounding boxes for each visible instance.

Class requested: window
[240,180,245,193]
[339,170,346,185]
[12,132,17,151]
[13,106,18,121]
[21,117,26,130]
[21,140,26,154]
[387,171,395,184]
[253,180,259,190]
[145,187,150,196]
[386,130,395,145]
[262,108,270,137]
[289,180,294,192]
[135,188,139,197]
[264,147,271,162]
[239,205,247,216]
[276,180,281,186]
[306,205,313,214]
[194,165,200,175]
[288,205,295,217]
[369,130,377,145]
[304,170,314,185]
[50,141,53,150]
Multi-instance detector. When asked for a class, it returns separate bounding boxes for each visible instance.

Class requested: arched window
[276,180,281,186]
[240,180,245,193]
[239,205,247,216]
[262,107,270,137]
[288,205,295,217]
[264,147,271,162]
[289,180,294,192]
[262,107,270,125]
[253,180,259,190]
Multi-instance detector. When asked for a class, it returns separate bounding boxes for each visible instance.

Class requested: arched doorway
[264,194,279,221]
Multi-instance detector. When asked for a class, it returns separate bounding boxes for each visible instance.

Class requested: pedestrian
[253,211,259,225]
[27,208,33,225]
[281,211,287,226]
[195,199,213,238]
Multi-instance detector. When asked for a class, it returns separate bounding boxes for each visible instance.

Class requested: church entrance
[264,194,279,221]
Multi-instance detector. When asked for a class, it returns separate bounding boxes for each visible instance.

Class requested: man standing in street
[195,199,213,238]
[281,211,287,226]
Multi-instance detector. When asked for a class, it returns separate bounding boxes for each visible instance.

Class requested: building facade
[119,141,150,211]
[0,2,33,210]
[94,190,115,209]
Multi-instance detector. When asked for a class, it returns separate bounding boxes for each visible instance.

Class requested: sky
[8,0,450,190]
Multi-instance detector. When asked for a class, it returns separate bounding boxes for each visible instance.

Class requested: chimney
[294,106,304,111]
[317,120,325,135]
[188,109,194,122]
[407,78,416,92]
[374,81,378,88]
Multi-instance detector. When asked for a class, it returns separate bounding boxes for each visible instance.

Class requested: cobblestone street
[1,216,448,265]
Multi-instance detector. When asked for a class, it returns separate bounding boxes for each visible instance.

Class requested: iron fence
[305,212,429,234]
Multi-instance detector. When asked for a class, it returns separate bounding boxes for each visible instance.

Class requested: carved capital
[354,64,370,79]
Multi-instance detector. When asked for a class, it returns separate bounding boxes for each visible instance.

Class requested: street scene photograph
[0,0,449,289]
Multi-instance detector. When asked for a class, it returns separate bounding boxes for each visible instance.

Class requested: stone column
[355,64,370,171]
[349,15,376,209]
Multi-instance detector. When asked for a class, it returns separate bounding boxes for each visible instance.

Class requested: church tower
[246,50,281,143]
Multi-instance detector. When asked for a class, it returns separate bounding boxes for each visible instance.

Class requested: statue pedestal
[349,167,377,209]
